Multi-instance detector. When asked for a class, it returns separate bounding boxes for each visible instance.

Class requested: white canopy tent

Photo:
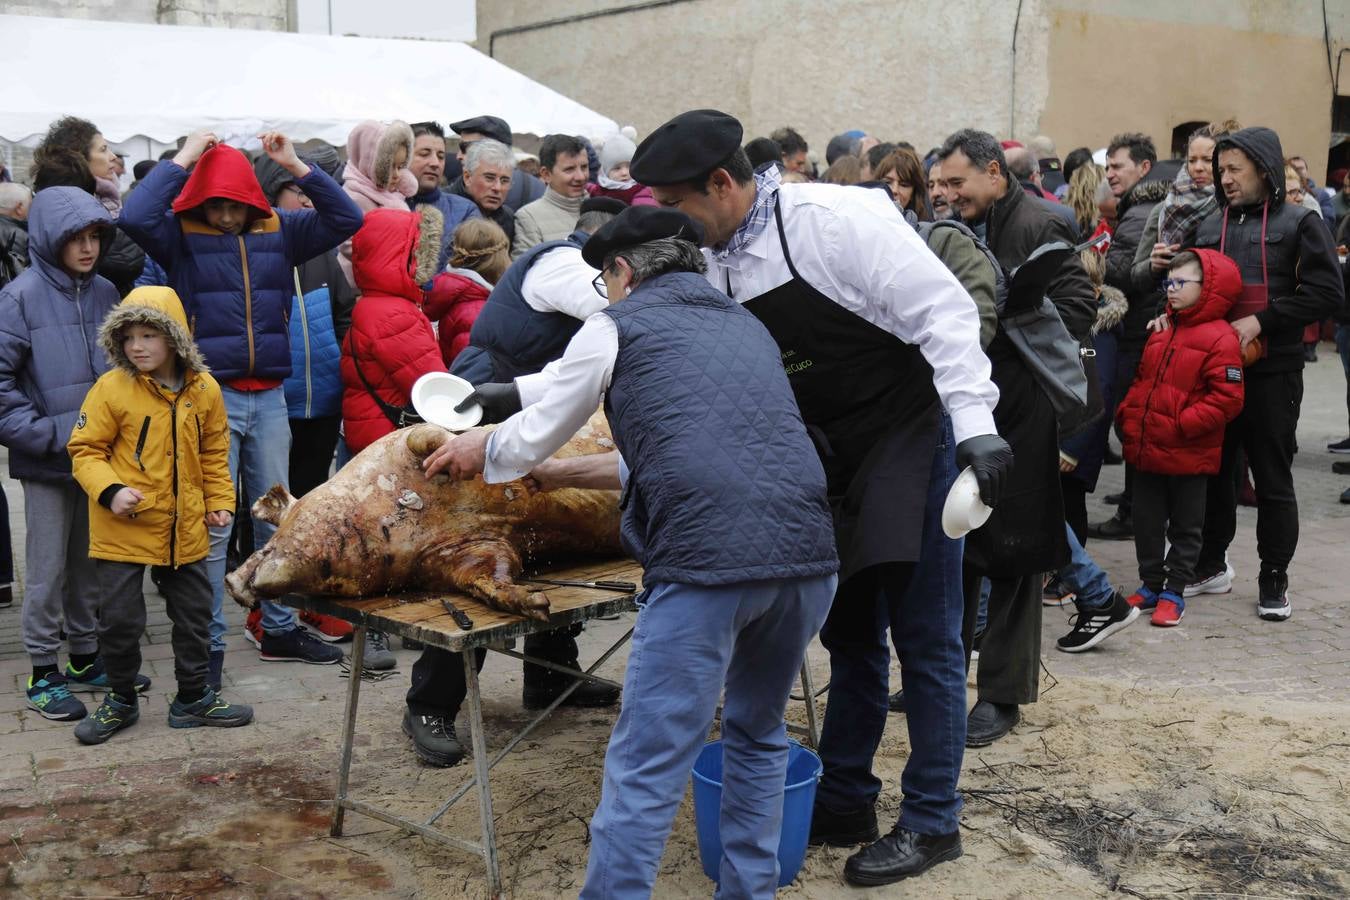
[0,14,617,150]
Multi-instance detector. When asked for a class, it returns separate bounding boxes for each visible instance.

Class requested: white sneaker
[1184,568,1232,598]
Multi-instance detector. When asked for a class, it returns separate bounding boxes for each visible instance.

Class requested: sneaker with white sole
[1042,577,1076,607]
[64,658,152,694]
[259,626,343,664]
[1056,591,1140,652]
[1183,566,1233,598]
[1257,572,1292,621]
[26,674,87,721]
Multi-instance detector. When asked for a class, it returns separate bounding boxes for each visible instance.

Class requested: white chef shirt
[483,314,619,483]
[704,182,999,444]
[521,245,609,319]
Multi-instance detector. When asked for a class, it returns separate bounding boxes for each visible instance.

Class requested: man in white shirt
[401,201,624,770]
[627,109,1009,887]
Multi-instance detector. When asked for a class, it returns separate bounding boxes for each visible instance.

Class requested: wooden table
[286,558,821,898]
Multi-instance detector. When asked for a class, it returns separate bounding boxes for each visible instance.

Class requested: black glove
[456,382,522,424]
[955,434,1014,508]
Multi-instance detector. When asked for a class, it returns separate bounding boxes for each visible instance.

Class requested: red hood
[1171,248,1241,326]
[353,208,422,301]
[171,144,272,222]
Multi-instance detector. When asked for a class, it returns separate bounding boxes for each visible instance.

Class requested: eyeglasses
[281,184,307,198]
[459,139,479,154]
[1286,188,1305,199]
[1162,277,1201,292]
[592,272,608,298]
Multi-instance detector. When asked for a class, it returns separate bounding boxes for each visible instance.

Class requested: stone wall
[0,0,288,30]
[477,0,1349,178]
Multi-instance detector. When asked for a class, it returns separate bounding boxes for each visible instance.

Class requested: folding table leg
[463,647,502,897]
[799,661,819,749]
[331,624,367,836]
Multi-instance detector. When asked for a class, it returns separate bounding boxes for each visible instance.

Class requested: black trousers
[406,624,584,718]
[1114,347,1143,518]
[962,569,1041,706]
[1061,477,1088,547]
[288,416,340,499]
[97,559,212,698]
[1132,471,1207,594]
[1197,371,1302,577]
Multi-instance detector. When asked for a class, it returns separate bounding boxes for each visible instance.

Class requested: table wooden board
[279,559,644,652]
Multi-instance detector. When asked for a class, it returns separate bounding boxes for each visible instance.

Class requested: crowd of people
[0,104,1346,897]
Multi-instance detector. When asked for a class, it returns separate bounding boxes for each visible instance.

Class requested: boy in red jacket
[1117,249,1245,626]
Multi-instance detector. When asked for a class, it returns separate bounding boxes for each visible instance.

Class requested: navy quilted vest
[451,230,589,384]
[602,270,838,586]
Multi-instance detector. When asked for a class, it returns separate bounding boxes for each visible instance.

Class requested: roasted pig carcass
[224,415,622,620]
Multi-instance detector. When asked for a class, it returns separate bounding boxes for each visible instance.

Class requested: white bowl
[411,372,482,432]
[942,466,993,539]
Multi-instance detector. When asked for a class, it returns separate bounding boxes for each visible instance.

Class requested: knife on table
[522,578,638,592]
[440,598,474,630]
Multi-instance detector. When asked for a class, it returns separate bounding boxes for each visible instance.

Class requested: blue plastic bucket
[690,739,822,887]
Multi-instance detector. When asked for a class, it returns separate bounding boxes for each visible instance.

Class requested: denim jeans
[1061,522,1115,612]
[581,575,835,899]
[205,386,296,645]
[815,415,967,836]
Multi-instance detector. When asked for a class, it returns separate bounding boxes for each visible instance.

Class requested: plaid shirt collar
[712,165,782,262]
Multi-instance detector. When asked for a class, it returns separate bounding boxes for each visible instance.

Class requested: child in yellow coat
[68,287,252,744]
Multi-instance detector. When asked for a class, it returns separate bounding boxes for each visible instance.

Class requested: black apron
[735,201,940,583]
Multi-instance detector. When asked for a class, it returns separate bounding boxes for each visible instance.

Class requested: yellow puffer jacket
[68,287,234,567]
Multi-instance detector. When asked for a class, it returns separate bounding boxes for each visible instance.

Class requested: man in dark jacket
[0,183,30,289]
[449,139,517,244]
[1186,126,1345,619]
[449,115,545,212]
[408,122,480,272]
[940,129,1101,746]
[1090,132,1167,540]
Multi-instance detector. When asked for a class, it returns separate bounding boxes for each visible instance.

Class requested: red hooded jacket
[1117,249,1246,476]
[340,209,446,453]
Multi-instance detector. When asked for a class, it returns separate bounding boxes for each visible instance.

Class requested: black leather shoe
[809,801,879,847]
[888,689,906,713]
[1087,512,1133,541]
[843,826,962,886]
[966,700,1019,747]
[522,678,620,710]
[1102,491,1124,505]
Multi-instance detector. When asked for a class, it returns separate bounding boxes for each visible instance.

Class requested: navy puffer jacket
[0,187,119,481]
[120,150,362,381]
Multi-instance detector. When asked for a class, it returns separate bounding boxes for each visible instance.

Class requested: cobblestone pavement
[0,348,1346,897]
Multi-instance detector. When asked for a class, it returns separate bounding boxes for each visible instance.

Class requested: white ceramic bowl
[410,372,482,432]
[942,466,993,539]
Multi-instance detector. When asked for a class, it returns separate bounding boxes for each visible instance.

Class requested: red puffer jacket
[1117,249,1246,476]
[340,209,446,453]
[421,268,491,368]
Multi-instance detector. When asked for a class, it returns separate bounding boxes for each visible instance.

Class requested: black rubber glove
[955,433,1014,508]
[456,382,522,424]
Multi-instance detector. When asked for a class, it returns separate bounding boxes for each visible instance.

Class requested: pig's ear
[253,484,297,526]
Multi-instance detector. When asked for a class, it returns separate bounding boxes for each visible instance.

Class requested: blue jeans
[581,575,836,899]
[205,386,296,646]
[815,416,967,836]
[1061,522,1115,612]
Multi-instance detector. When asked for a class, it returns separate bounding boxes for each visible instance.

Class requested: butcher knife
[440,598,475,630]
[522,578,638,592]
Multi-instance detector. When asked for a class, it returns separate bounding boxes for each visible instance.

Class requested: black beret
[630,109,743,186]
[580,196,627,216]
[582,207,705,269]
[449,115,513,147]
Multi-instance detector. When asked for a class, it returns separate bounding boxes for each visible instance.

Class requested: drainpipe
[489,0,703,58]
[1009,0,1024,139]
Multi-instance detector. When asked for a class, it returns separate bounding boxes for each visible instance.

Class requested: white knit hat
[600,134,637,175]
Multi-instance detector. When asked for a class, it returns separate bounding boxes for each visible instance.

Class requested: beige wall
[1041,8,1339,177]
[477,0,1053,156]
[479,0,1348,178]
